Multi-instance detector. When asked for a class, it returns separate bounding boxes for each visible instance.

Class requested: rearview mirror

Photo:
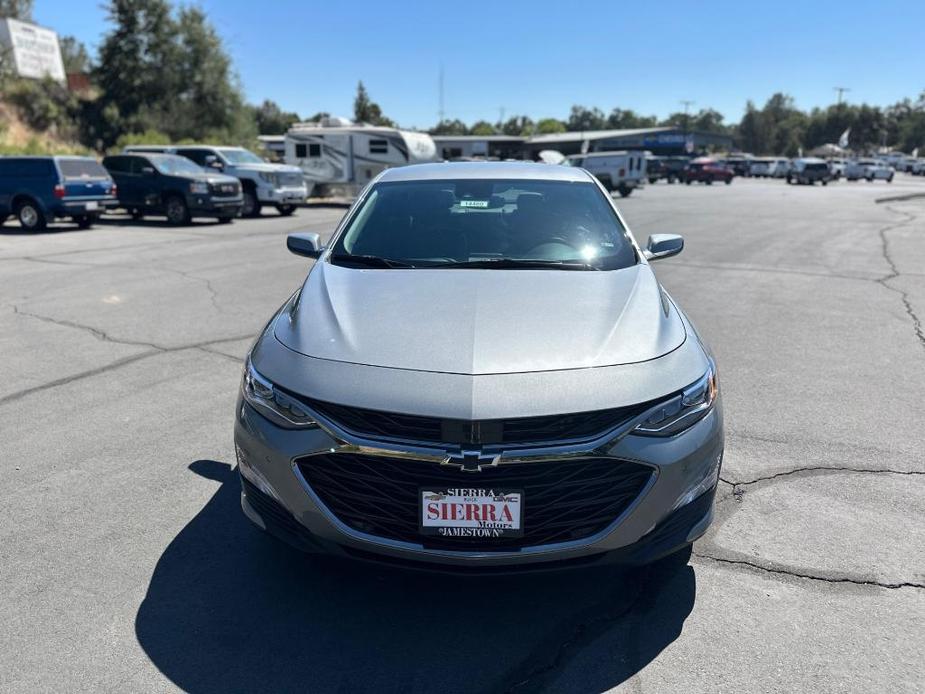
[287,232,323,259]
[644,234,684,261]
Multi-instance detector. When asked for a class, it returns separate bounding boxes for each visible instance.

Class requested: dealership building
[522,127,733,159]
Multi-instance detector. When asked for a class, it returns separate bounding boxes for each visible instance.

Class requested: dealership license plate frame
[419,487,524,540]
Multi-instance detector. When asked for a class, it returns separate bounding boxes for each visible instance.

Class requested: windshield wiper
[435,258,601,270]
[329,253,416,269]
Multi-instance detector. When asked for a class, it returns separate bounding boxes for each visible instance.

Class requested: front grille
[279,172,304,187]
[298,453,652,550]
[303,397,652,448]
[210,182,240,197]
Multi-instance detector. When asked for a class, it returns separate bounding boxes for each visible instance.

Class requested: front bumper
[234,390,724,570]
[260,186,307,204]
[187,193,244,216]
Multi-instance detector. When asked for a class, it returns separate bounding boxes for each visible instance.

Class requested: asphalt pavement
[1,177,923,693]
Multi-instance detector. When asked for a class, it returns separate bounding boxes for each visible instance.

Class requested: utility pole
[437,65,444,124]
[680,100,695,133]
[498,106,505,128]
[834,86,850,105]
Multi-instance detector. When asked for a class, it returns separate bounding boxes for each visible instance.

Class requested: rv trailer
[284,119,437,198]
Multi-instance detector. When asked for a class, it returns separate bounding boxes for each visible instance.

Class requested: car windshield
[152,155,206,176]
[58,159,109,179]
[218,148,264,164]
[331,179,637,270]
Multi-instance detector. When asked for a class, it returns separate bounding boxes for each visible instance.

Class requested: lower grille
[297,453,652,551]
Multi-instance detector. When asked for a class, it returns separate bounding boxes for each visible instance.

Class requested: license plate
[85,201,98,211]
[420,488,523,539]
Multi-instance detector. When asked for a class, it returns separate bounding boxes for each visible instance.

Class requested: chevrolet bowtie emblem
[441,449,501,473]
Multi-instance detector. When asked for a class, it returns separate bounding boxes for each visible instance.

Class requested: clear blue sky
[35,0,925,129]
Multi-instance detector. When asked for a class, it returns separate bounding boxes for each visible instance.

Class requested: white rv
[284,119,437,197]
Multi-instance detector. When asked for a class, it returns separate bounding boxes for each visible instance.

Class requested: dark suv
[0,156,117,230]
[103,153,243,224]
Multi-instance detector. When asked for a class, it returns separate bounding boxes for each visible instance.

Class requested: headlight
[189,181,209,194]
[258,172,278,185]
[241,357,316,428]
[634,364,718,436]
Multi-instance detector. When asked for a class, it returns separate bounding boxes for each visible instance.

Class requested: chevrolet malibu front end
[234,162,723,571]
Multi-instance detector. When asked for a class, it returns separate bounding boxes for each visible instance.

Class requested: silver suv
[235,162,724,571]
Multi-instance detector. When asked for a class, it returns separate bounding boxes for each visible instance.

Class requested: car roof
[377,161,593,183]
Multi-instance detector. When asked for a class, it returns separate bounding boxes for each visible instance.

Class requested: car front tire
[242,189,261,217]
[165,195,191,226]
[276,204,296,216]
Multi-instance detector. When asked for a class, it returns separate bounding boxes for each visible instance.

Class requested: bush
[4,78,78,135]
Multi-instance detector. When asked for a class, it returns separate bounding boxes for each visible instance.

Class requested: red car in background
[681,157,733,185]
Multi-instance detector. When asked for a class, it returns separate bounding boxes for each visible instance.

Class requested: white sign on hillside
[0,18,66,82]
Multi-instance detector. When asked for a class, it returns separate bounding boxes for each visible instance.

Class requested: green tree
[500,115,534,136]
[469,120,495,135]
[94,0,178,143]
[0,0,32,20]
[429,118,468,135]
[535,118,566,134]
[606,108,657,129]
[59,36,91,73]
[566,105,605,131]
[253,99,300,135]
[353,81,394,126]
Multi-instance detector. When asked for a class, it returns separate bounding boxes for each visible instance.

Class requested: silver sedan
[234,161,723,571]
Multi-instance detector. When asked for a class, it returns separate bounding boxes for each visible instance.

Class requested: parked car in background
[845,159,894,182]
[748,158,773,177]
[786,158,832,185]
[103,153,243,225]
[125,145,306,217]
[827,158,848,180]
[722,155,752,177]
[645,155,666,184]
[768,158,791,178]
[681,158,733,185]
[0,156,117,231]
[911,159,925,176]
[567,150,647,196]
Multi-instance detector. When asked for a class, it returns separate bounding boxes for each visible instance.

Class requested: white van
[565,150,647,197]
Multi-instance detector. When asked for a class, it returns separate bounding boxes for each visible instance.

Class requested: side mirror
[644,234,684,261]
[205,155,223,171]
[287,232,323,259]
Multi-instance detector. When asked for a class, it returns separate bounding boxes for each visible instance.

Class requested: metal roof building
[523,127,733,158]
[431,135,526,160]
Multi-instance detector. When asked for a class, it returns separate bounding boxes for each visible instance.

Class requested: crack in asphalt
[13,304,167,351]
[720,465,925,489]
[694,552,925,590]
[0,332,255,407]
[876,205,925,353]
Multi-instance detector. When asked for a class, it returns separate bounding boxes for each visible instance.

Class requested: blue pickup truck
[0,156,118,230]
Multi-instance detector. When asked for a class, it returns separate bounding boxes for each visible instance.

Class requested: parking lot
[1,176,923,692]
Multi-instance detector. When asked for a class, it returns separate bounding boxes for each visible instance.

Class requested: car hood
[274,262,686,375]
[172,171,239,184]
[234,162,302,174]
